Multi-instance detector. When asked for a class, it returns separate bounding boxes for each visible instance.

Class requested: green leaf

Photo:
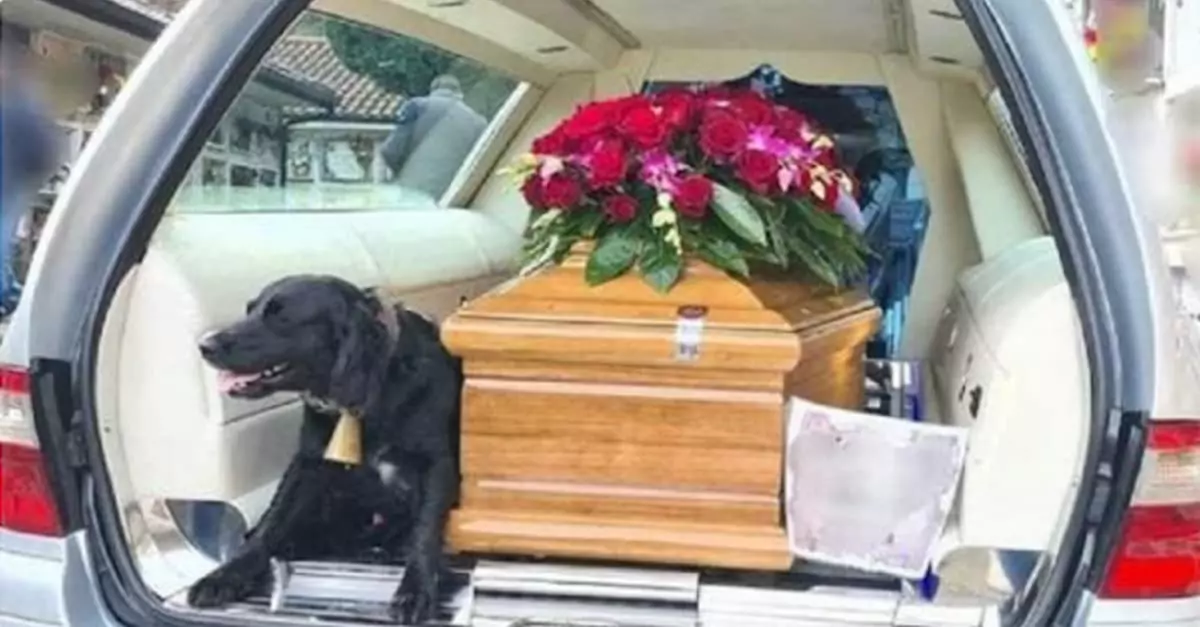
[786,201,874,287]
[792,243,842,288]
[757,202,791,269]
[797,199,844,239]
[576,211,606,238]
[551,234,580,264]
[711,183,768,247]
[585,229,639,286]
[638,244,684,293]
[698,238,750,278]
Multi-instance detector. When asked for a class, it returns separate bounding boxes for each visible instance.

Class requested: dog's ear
[329,293,388,412]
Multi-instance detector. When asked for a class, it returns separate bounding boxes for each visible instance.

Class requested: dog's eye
[263,300,283,318]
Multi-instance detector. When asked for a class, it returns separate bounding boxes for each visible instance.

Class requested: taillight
[0,365,62,536]
[1100,420,1200,599]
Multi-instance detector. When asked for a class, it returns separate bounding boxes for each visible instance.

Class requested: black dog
[190,275,461,624]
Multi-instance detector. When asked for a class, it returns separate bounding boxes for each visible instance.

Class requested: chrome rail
[197,558,1000,626]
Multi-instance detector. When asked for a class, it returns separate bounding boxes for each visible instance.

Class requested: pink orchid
[639,148,686,193]
[745,125,824,194]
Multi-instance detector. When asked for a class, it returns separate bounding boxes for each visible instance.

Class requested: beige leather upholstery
[113,209,517,523]
[941,82,1044,261]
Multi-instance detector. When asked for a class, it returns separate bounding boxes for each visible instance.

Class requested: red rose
[698,111,748,159]
[736,149,780,194]
[601,194,639,223]
[585,138,628,189]
[520,176,545,208]
[618,100,669,148]
[531,126,570,155]
[541,173,583,209]
[730,92,775,127]
[562,101,616,140]
[655,89,697,130]
[773,106,808,141]
[673,175,714,219]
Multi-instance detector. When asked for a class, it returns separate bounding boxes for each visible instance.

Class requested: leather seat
[112,208,518,524]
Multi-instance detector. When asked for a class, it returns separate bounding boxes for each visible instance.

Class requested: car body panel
[0,530,119,627]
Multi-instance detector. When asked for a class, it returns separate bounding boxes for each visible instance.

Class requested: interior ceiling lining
[359,0,981,79]
[385,0,600,71]
[592,0,901,54]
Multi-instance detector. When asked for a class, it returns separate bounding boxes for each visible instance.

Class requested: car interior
[84,0,1091,620]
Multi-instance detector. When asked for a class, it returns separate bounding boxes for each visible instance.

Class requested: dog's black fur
[190,275,461,624]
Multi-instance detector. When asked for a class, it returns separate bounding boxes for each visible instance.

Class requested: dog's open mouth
[216,364,290,394]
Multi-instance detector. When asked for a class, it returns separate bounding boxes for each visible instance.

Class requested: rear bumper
[2,528,1192,627]
[0,529,119,627]
[1089,596,1200,626]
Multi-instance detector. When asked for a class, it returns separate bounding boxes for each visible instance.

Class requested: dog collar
[318,307,399,466]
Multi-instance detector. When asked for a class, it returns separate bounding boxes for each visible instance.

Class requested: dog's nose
[198,333,226,360]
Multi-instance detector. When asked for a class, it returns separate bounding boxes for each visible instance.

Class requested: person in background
[380,74,487,201]
[0,41,58,316]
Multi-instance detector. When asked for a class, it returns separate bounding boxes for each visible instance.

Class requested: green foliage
[711,183,767,247]
[322,18,516,119]
[522,192,870,292]
[637,239,684,293]
[585,229,639,285]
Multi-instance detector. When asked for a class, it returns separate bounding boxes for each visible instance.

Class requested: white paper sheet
[784,398,969,579]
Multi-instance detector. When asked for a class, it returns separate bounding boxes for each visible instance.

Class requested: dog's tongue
[216,370,261,394]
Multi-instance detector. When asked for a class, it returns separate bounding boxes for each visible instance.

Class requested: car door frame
[956,1,1157,625]
[30,0,1153,625]
[26,1,330,625]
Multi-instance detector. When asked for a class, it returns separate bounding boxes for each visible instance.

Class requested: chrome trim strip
[473,561,699,604]
[151,556,1009,626]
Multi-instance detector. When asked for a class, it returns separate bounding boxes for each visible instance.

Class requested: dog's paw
[187,557,268,608]
[388,561,440,624]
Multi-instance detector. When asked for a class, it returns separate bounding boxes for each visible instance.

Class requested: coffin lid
[455,251,876,333]
[442,250,880,385]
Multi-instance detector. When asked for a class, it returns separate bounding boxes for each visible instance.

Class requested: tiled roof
[268,37,405,121]
[100,0,398,119]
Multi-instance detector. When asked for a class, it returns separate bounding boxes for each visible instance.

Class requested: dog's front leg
[389,456,456,624]
[188,457,336,608]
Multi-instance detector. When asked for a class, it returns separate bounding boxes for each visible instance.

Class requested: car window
[168,11,521,214]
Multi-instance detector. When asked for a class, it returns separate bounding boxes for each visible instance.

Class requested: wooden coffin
[441,252,881,570]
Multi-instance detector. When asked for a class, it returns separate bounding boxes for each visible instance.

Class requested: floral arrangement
[506,86,871,292]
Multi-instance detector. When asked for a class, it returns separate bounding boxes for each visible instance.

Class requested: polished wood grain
[448,510,793,571]
[460,480,780,526]
[464,358,784,391]
[443,251,880,570]
[462,379,782,449]
[463,434,783,494]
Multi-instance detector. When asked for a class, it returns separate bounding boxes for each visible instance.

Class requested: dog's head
[199,275,393,407]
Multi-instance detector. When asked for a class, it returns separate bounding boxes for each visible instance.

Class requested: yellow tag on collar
[323,411,363,465]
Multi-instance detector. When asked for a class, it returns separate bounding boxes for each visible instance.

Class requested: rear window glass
[168,11,521,214]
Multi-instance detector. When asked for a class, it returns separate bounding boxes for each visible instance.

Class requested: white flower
[531,208,562,231]
[539,156,565,179]
[652,207,678,228]
[664,227,683,253]
[656,192,673,209]
[810,180,828,201]
[494,153,537,183]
